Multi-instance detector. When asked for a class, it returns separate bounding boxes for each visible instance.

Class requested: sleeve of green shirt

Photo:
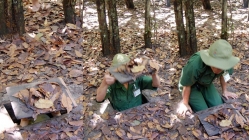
[228,68,233,75]
[137,75,157,90]
[180,53,205,86]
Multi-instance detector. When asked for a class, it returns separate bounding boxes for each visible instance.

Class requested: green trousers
[189,83,223,112]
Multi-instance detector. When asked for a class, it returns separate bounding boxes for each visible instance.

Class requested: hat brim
[200,50,240,70]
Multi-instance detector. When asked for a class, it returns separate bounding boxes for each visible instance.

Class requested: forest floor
[0,0,248,140]
[83,0,249,139]
[0,0,84,139]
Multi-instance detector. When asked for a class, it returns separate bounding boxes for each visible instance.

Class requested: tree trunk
[201,0,211,10]
[108,0,120,54]
[166,0,171,7]
[63,0,76,24]
[243,0,248,8]
[0,0,24,37]
[174,0,186,56]
[144,0,151,48]
[221,0,228,40]
[125,0,135,9]
[184,0,197,54]
[96,0,110,56]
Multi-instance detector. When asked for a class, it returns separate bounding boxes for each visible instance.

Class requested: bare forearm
[96,82,109,102]
[182,86,191,104]
[152,73,160,87]
[220,76,227,94]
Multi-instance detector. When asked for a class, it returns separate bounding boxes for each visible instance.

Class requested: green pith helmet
[111,53,130,67]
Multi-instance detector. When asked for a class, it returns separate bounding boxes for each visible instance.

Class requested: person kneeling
[96,54,160,111]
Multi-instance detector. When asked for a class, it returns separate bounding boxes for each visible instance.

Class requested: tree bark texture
[174,0,186,56]
[144,0,151,48]
[166,0,171,7]
[96,0,110,56]
[63,0,76,24]
[202,0,211,10]
[221,0,228,40]
[184,0,197,55]
[125,0,135,9]
[243,0,248,8]
[0,0,24,37]
[107,0,120,54]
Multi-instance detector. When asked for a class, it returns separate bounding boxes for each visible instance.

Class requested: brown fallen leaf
[69,69,83,77]
[65,131,73,137]
[149,60,159,71]
[147,121,155,129]
[219,114,234,127]
[61,93,73,113]
[115,128,125,138]
[21,131,28,139]
[161,123,173,129]
[156,124,165,132]
[50,86,62,102]
[13,89,30,103]
[30,88,43,98]
[7,44,17,57]
[68,120,83,126]
[170,132,179,139]
[127,132,133,139]
[48,134,58,140]
[38,82,55,95]
[75,50,83,57]
[192,129,202,138]
[34,60,46,66]
[131,65,145,73]
[34,99,54,109]
[235,114,245,128]
[221,132,235,140]
[150,132,159,140]
[101,112,109,120]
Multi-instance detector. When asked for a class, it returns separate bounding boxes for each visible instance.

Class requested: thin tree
[184,0,197,54]
[125,0,135,9]
[243,0,248,8]
[0,0,24,36]
[96,0,110,56]
[166,0,171,7]
[202,0,212,10]
[173,0,186,56]
[144,0,151,48]
[107,0,120,54]
[63,0,76,23]
[221,0,228,40]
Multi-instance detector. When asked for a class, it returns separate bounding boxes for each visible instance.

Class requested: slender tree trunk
[221,0,228,40]
[0,0,24,36]
[108,0,120,54]
[174,0,186,56]
[144,0,151,48]
[201,0,211,10]
[63,0,76,24]
[184,0,197,54]
[96,0,110,56]
[243,0,248,8]
[125,0,135,9]
[166,0,171,7]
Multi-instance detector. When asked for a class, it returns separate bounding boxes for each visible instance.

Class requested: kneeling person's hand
[103,72,116,86]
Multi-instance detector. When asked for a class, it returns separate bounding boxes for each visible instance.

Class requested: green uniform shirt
[179,52,233,91]
[105,75,157,111]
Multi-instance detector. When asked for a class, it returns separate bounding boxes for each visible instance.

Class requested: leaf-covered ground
[83,0,249,139]
[0,0,84,139]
